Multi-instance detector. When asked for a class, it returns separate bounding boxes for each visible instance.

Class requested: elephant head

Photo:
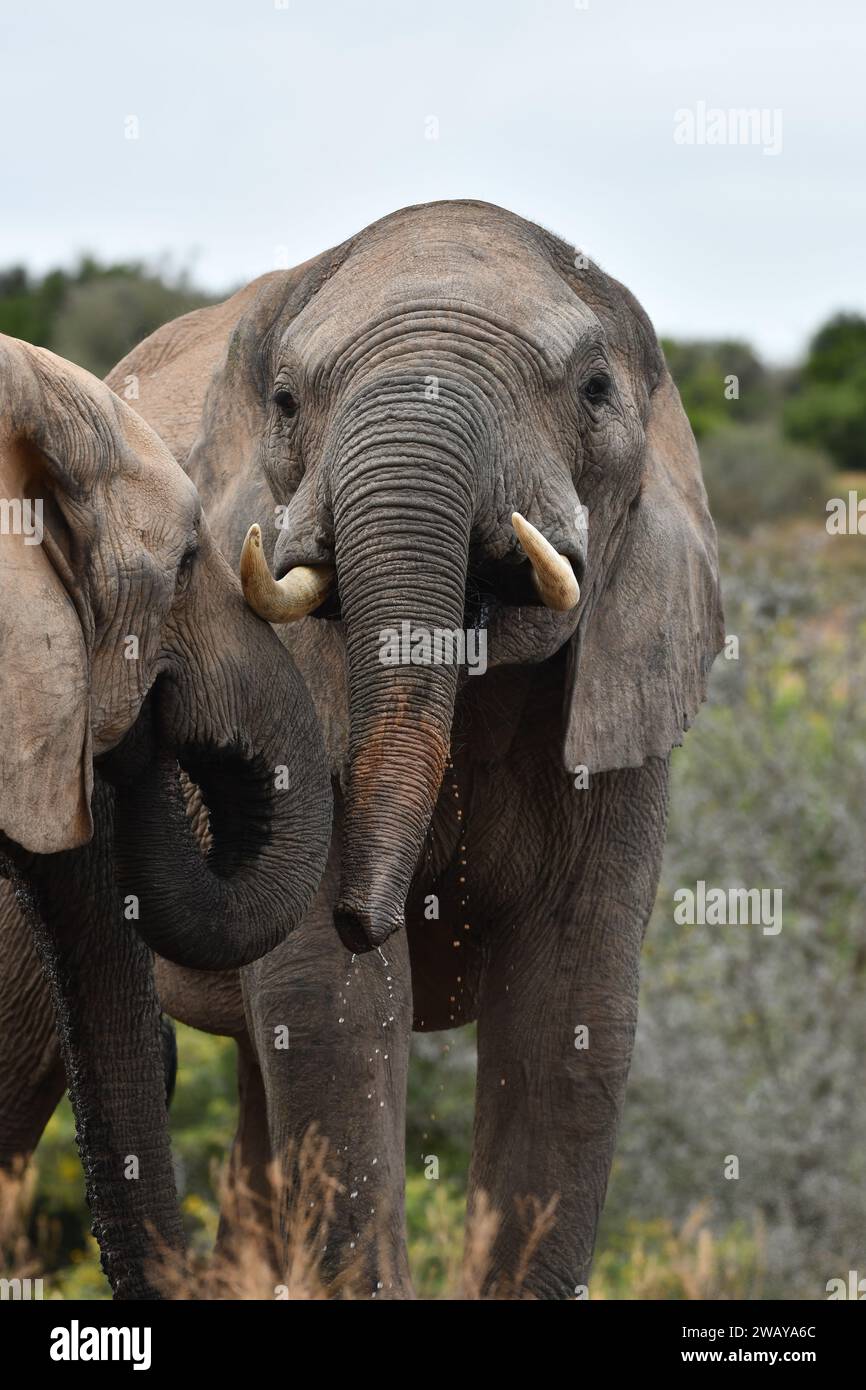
[0,333,331,969]
[205,201,722,952]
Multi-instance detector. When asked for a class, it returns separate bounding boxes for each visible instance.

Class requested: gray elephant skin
[0,201,723,1299]
[0,335,331,1298]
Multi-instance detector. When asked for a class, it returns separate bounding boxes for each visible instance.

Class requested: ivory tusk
[240,524,335,623]
[511,511,580,612]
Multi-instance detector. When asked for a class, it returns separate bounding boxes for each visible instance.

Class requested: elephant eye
[273,387,299,419]
[175,543,197,592]
[582,372,612,404]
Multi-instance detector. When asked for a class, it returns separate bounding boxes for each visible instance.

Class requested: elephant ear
[564,370,724,774]
[105,253,344,573]
[0,339,93,854]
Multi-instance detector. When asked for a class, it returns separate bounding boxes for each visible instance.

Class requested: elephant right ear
[563,370,725,774]
[0,344,93,854]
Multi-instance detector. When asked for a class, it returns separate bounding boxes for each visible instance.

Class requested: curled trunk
[111,574,332,972]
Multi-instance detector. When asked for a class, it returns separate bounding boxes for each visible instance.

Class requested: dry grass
[150,1136,559,1299]
[2,1155,764,1300]
[590,1203,766,1301]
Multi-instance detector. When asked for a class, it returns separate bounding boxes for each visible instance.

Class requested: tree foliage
[660,337,775,440]
[0,258,214,379]
[783,314,866,471]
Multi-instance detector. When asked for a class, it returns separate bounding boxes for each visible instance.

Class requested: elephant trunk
[110,553,332,972]
[332,443,473,953]
[10,780,185,1300]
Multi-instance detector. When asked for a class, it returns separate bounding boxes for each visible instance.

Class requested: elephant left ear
[0,338,94,854]
[563,370,725,774]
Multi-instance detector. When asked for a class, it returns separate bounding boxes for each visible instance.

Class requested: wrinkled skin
[1,202,722,1297]
[0,337,331,1298]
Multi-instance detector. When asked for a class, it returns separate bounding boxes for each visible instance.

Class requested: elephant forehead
[287,234,596,379]
[16,338,198,513]
[94,402,202,552]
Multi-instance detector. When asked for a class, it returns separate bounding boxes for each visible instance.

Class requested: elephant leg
[153,955,273,1275]
[0,879,67,1250]
[15,781,185,1300]
[0,878,66,1175]
[212,1035,276,1270]
[467,760,669,1299]
[159,1014,178,1107]
[242,833,415,1300]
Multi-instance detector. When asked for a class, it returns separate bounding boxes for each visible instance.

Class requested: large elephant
[2,201,723,1298]
[0,335,331,1298]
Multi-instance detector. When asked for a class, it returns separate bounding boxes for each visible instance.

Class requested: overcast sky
[2,0,862,361]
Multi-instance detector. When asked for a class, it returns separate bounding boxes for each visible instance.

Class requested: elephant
[1,200,723,1299]
[0,334,332,1299]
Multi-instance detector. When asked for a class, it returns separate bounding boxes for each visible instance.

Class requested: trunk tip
[334,900,404,954]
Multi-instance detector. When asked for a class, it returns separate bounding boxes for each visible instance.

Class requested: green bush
[699,423,833,532]
[0,259,214,379]
[661,338,775,439]
[783,313,866,471]
[52,273,213,380]
[605,526,866,1298]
